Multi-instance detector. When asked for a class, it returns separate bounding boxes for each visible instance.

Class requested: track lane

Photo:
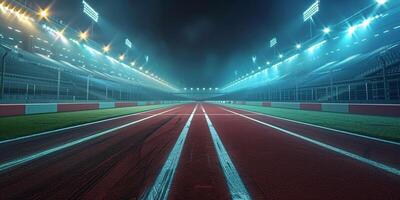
[0,105,181,164]
[218,104,400,169]
[168,104,230,200]
[0,104,194,200]
[204,103,400,199]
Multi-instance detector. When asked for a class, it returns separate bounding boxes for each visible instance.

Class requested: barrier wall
[0,104,25,117]
[0,101,181,117]
[223,101,400,117]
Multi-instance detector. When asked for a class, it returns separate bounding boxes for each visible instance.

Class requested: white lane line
[0,107,180,172]
[202,105,251,200]
[222,107,400,176]
[0,105,179,145]
[142,104,198,200]
[221,105,400,146]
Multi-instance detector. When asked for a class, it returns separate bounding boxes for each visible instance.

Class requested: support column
[86,76,90,101]
[0,52,8,100]
[382,58,389,100]
[57,69,61,100]
[348,85,351,101]
[105,86,108,100]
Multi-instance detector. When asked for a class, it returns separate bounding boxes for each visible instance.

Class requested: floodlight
[348,26,357,35]
[252,56,257,63]
[130,62,135,66]
[296,44,302,49]
[102,45,110,53]
[279,54,283,59]
[125,38,132,48]
[376,0,388,5]
[38,7,49,19]
[303,0,320,22]
[270,37,277,48]
[323,27,331,34]
[79,31,89,41]
[82,0,99,22]
[119,54,125,61]
[362,18,372,27]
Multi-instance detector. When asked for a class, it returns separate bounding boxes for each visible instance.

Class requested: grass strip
[0,104,177,141]
[222,104,400,141]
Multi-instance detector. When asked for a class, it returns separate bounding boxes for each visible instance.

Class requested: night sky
[34,0,370,88]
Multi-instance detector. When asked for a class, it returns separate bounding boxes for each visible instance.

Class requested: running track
[0,103,399,199]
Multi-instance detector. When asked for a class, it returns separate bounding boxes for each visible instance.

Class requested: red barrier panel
[349,104,400,117]
[262,102,271,107]
[0,104,25,117]
[115,102,137,108]
[300,103,322,111]
[57,103,99,112]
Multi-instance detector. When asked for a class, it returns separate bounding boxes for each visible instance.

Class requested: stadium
[0,0,399,199]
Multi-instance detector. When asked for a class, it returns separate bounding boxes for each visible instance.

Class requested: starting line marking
[141,104,198,200]
[222,107,400,176]
[202,105,251,200]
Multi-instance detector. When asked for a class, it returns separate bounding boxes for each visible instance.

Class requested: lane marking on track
[222,107,400,176]
[202,105,251,200]
[220,105,400,146]
[0,105,180,145]
[141,104,198,200]
[0,107,180,172]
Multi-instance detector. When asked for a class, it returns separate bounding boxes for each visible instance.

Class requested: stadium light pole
[82,0,99,41]
[303,0,320,38]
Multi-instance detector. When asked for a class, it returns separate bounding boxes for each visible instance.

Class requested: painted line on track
[141,104,198,200]
[221,104,400,146]
[222,107,400,176]
[202,105,251,200]
[0,107,180,172]
[0,105,179,145]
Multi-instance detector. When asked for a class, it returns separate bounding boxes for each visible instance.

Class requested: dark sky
[33,0,369,88]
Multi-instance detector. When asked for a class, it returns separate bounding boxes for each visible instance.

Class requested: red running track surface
[0,104,194,199]
[169,105,230,200]
[204,103,400,199]
[0,103,399,199]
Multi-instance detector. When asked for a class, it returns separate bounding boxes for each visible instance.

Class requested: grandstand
[219,3,400,103]
[0,0,179,103]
